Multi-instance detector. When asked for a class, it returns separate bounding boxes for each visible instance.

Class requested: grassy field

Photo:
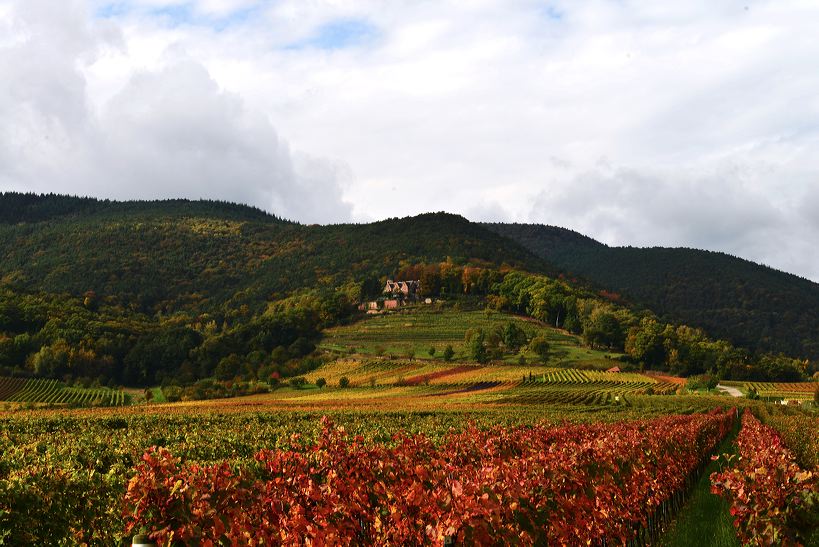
[321,307,623,367]
[661,421,741,547]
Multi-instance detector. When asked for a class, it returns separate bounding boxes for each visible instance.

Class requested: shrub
[315,378,326,388]
[289,377,307,388]
[528,336,550,363]
[686,374,718,392]
[467,330,488,364]
[162,385,182,403]
[442,345,455,362]
[339,376,350,388]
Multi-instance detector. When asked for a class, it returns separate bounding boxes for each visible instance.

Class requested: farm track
[716,384,743,398]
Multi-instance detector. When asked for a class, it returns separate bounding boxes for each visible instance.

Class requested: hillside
[0,193,548,314]
[0,193,555,386]
[485,223,819,360]
[0,193,815,387]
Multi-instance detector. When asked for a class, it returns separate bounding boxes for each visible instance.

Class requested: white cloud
[0,0,352,223]
[1,0,818,279]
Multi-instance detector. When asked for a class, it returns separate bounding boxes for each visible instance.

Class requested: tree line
[384,262,814,380]
[0,287,358,388]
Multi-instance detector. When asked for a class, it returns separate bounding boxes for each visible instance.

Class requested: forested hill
[0,193,548,314]
[0,193,282,225]
[0,193,815,386]
[485,222,819,360]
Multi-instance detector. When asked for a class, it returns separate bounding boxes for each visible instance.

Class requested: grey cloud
[528,164,804,271]
[800,185,819,233]
[0,1,352,224]
[464,201,514,223]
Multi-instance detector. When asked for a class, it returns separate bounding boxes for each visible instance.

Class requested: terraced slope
[320,308,622,367]
[0,377,127,406]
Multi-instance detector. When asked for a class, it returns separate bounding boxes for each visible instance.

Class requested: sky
[1,1,818,281]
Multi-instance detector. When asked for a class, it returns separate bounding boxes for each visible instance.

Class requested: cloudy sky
[1,1,818,280]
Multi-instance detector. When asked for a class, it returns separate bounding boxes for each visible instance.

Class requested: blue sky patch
[94,1,261,31]
[150,4,195,27]
[289,18,379,50]
[540,4,564,21]
[95,2,131,19]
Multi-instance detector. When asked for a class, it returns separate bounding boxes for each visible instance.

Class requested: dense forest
[0,194,546,315]
[0,193,816,386]
[0,193,546,386]
[486,223,819,361]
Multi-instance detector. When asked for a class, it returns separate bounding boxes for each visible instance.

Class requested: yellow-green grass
[320,308,622,367]
[660,421,741,547]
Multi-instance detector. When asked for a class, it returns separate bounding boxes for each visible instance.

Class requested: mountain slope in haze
[0,193,550,314]
[485,223,819,360]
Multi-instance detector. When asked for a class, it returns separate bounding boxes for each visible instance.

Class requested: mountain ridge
[485,222,819,360]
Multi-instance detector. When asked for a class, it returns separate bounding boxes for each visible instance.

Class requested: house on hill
[606,366,621,373]
[383,280,421,299]
[358,280,424,313]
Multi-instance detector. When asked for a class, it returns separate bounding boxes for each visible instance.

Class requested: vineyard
[0,306,817,544]
[0,376,127,406]
[300,359,680,408]
[755,404,819,470]
[711,410,818,545]
[304,358,549,387]
[0,384,816,544]
[320,308,621,366]
[124,411,735,545]
[0,404,736,544]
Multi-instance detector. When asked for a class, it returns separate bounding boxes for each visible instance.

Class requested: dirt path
[716,384,743,398]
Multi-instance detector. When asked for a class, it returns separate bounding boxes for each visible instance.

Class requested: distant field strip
[497,386,636,406]
[306,359,556,387]
[0,377,126,406]
[307,359,679,394]
[721,380,816,401]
